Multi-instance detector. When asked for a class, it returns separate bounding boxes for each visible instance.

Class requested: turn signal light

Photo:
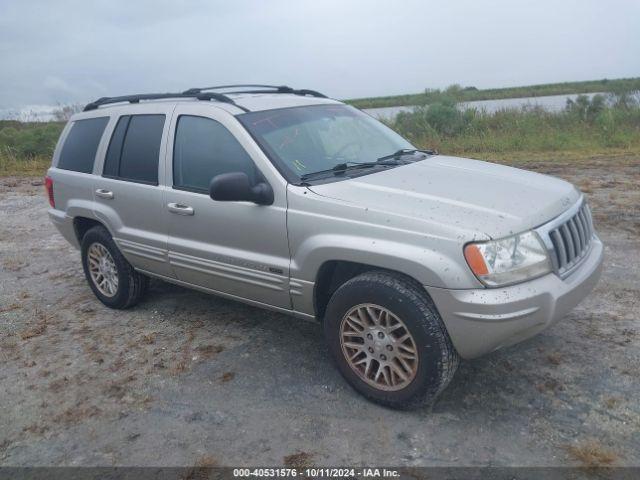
[464,244,489,276]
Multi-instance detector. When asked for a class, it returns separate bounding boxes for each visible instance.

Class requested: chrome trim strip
[168,251,285,292]
[121,248,165,263]
[561,224,575,260]
[116,238,166,255]
[135,268,316,322]
[576,217,584,250]
[550,230,566,268]
[569,218,582,253]
[289,279,305,296]
[115,238,166,263]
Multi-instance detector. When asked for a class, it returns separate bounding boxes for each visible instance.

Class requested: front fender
[291,233,482,289]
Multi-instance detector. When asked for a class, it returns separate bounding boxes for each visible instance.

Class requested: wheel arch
[73,216,110,244]
[313,260,427,321]
[295,235,479,319]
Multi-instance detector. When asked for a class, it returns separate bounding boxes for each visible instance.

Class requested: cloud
[43,76,74,95]
[0,0,639,112]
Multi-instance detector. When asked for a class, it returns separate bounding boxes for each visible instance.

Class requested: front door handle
[167,202,194,216]
[95,189,114,199]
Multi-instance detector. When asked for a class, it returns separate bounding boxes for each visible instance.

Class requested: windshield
[238,104,414,183]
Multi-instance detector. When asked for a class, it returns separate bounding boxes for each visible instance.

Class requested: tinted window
[118,115,165,184]
[103,115,164,184]
[58,117,109,173]
[173,115,256,192]
[103,116,129,178]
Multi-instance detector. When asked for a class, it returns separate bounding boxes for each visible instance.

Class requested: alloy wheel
[87,242,119,297]
[340,303,418,391]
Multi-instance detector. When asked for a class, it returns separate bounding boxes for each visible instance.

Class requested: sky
[0,0,639,117]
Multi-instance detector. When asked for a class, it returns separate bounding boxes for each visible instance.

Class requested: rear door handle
[95,189,114,199]
[167,202,194,216]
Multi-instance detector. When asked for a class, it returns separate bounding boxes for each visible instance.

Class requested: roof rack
[182,84,327,98]
[83,85,328,112]
[83,91,250,112]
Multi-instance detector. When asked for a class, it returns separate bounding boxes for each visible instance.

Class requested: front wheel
[324,271,459,409]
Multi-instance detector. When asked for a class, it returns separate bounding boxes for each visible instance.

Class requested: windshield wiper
[299,160,400,182]
[376,148,437,163]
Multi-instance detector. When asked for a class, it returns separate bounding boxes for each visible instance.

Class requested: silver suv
[46,85,603,408]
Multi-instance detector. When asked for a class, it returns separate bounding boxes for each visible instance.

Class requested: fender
[291,233,481,289]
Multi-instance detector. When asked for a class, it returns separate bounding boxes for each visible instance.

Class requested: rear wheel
[324,271,459,409]
[81,226,148,309]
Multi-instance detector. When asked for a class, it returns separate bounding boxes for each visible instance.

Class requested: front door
[164,105,291,309]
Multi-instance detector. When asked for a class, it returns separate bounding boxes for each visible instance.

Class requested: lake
[363,92,607,120]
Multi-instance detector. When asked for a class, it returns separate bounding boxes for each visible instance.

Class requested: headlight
[464,231,552,287]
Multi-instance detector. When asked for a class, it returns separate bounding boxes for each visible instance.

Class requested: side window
[58,117,109,173]
[103,114,165,185]
[103,116,128,177]
[173,115,256,193]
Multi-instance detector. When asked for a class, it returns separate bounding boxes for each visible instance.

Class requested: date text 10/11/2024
[232,468,400,478]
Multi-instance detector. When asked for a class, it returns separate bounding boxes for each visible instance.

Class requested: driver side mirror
[209,172,274,205]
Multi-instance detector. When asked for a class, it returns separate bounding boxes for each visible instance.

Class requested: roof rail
[83,85,328,113]
[182,84,327,98]
[83,91,250,112]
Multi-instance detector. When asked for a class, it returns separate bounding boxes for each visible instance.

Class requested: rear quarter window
[57,117,109,173]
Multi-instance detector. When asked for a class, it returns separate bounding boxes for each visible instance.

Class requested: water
[0,92,624,122]
[363,92,607,120]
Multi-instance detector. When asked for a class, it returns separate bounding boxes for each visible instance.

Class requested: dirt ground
[0,155,638,467]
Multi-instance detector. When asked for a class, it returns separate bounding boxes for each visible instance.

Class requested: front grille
[547,201,594,276]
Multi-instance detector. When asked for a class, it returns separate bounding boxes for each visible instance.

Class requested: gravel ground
[0,156,638,467]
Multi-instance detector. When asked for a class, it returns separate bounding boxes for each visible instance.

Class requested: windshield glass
[238,104,414,182]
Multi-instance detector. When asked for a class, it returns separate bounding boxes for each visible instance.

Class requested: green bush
[565,94,606,122]
[0,121,64,157]
[388,94,640,157]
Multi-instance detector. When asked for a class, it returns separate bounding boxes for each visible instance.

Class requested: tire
[323,271,459,409]
[80,225,149,309]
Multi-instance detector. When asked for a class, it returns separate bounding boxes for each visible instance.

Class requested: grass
[19,309,50,340]
[387,92,640,161]
[564,440,619,468]
[0,151,51,176]
[346,77,640,109]
[0,119,63,176]
[283,451,315,468]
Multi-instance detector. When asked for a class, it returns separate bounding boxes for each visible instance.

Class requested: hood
[307,155,580,239]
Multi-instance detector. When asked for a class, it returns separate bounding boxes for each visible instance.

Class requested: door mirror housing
[209,172,274,205]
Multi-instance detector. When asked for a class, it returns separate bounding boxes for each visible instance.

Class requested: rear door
[93,104,174,277]
[164,104,291,308]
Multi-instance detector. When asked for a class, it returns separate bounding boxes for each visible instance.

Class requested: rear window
[103,114,165,185]
[57,117,109,173]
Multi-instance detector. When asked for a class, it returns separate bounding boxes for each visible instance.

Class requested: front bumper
[426,236,604,359]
